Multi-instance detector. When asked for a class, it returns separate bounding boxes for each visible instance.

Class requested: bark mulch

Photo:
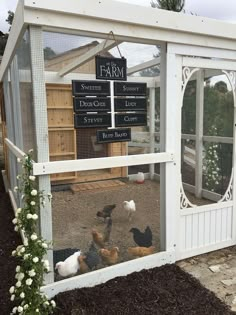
[54,264,235,315]
[0,173,21,314]
[0,170,235,315]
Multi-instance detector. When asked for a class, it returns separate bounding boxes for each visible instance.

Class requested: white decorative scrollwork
[218,168,233,203]
[181,66,200,106]
[180,181,196,209]
[222,70,236,106]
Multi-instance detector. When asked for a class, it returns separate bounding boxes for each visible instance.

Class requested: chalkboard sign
[97,128,131,143]
[115,113,147,127]
[115,98,147,112]
[72,80,110,96]
[96,56,127,81]
[114,82,147,96]
[74,113,111,128]
[73,97,111,112]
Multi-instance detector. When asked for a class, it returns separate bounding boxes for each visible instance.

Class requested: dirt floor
[52,180,161,267]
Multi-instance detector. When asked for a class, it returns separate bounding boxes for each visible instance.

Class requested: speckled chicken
[96,204,116,221]
[129,226,153,247]
[84,242,101,270]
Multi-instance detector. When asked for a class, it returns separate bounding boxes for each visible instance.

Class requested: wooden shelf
[47,106,72,109]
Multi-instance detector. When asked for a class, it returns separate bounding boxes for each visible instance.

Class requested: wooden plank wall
[46,84,127,184]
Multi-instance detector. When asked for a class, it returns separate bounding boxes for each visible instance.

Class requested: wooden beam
[127,58,160,75]
[33,152,174,176]
[58,39,121,77]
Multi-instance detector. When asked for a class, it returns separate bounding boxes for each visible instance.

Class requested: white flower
[12,250,16,256]
[216,181,219,184]
[17,158,21,163]
[16,281,22,288]
[32,214,38,220]
[30,201,36,206]
[12,306,17,314]
[26,278,33,286]
[47,193,52,199]
[23,254,30,260]
[16,208,22,214]
[18,273,25,281]
[18,306,23,313]
[44,301,50,306]
[12,218,17,225]
[10,294,15,301]
[16,175,21,180]
[24,239,28,247]
[51,300,56,308]
[42,243,48,249]
[24,304,29,310]
[14,226,19,232]
[14,186,18,192]
[24,155,29,161]
[20,247,25,254]
[36,309,39,313]
[9,286,15,294]
[27,213,33,219]
[28,149,33,153]
[33,257,39,263]
[31,234,37,241]
[29,175,36,181]
[31,189,37,196]
[28,269,36,277]
[20,292,25,299]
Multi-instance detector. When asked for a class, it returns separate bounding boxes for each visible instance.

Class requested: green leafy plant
[10,150,56,314]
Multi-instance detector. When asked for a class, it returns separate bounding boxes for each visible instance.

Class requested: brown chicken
[91,229,105,248]
[127,246,155,257]
[78,255,90,274]
[91,218,112,248]
[99,247,119,265]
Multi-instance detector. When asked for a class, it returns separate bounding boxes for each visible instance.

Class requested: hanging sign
[97,128,131,143]
[114,82,147,96]
[72,80,110,96]
[96,56,127,81]
[115,113,147,127]
[115,98,147,112]
[73,97,111,112]
[74,113,111,128]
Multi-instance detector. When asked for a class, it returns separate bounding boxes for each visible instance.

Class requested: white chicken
[123,200,136,222]
[55,250,81,278]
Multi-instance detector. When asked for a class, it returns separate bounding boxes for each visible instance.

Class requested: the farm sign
[96,56,127,81]
[97,128,131,143]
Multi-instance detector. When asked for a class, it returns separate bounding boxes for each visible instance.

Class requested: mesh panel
[16,29,36,153]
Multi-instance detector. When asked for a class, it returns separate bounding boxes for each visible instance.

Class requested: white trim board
[177,240,235,260]
[41,250,175,299]
[33,152,174,176]
[4,138,26,159]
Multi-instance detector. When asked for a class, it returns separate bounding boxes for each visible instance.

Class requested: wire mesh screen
[16,29,36,154]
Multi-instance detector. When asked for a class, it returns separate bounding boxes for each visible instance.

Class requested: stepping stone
[221,278,236,286]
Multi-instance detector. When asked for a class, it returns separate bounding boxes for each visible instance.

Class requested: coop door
[176,51,236,260]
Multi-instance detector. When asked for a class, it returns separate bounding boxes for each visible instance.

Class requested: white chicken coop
[1,0,236,297]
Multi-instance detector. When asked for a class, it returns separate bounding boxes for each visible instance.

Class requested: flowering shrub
[204,126,221,192]
[10,150,55,314]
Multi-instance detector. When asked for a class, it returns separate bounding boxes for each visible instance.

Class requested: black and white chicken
[129,226,153,247]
